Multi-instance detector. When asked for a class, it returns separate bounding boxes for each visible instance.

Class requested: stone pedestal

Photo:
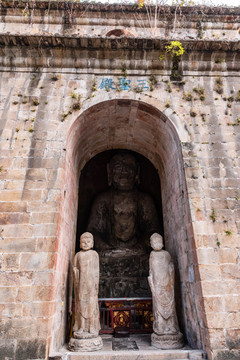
[151,332,184,350]
[68,332,103,352]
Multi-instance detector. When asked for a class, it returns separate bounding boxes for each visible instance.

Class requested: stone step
[49,335,206,360]
[67,350,204,360]
[50,348,205,360]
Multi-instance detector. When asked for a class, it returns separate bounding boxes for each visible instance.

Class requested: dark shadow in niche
[76,149,164,298]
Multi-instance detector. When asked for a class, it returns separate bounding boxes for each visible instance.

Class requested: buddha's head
[107,152,140,191]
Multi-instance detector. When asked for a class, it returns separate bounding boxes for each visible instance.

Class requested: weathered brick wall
[0,2,239,360]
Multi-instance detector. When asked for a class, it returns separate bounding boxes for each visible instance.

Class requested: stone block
[20,252,56,271]
[23,302,54,318]
[196,248,219,265]
[0,190,22,201]
[43,189,62,202]
[203,296,224,313]
[33,223,58,237]
[219,249,238,264]
[1,303,23,318]
[201,280,239,296]
[0,339,16,359]
[226,329,240,350]
[11,157,28,169]
[28,157,59,169]
[26,168,47,181]
[30,212,59,224]
[208,329,226,349]
[0,271,33,287]
[5,317,48,340]
[32,286,53,301]
[16,286,33,302]
[1,224,33,238]
[193,221,214,235]
[0,169,26,180]
[4,180,25,190]
[199,265,221,281]
[217,234,240,248]
[223,295,240,312]
[29,268,54,286]
[22,189,42,201]
[0,238,36,253]
[211,349,240,360]
[207,312,240,329]
[27,201,60,212]
[220,264,240,279]
[0,287,17,302]
[36,237,57,252]
[2,253,20,270]
[0,201,27,212]
[0,213,30,225]
[16,339,46,360]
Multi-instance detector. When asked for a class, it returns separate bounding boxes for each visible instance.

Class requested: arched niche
[50,99,206,354]
[76,149,164,298]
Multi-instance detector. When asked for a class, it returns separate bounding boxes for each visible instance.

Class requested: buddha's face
[80,232,93,251]
[109,154,138,191]
[150,233,163,251]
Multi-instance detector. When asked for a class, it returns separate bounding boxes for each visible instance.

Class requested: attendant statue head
[150,233,163,251]
[80,232,94,251]
[107,152,140,191]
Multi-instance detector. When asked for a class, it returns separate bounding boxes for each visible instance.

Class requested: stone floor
[50,334,206,360]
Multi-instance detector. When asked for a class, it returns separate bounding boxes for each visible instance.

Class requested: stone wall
[0,1,240,360]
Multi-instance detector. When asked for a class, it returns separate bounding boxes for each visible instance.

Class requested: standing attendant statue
[68,232,103,352]
[148,233,184,349]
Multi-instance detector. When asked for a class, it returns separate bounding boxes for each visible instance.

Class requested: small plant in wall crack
[236,90,240,101]
[164,41,185,58]
[121,65,127,78]
[210,208,216,223]
[32,98,40,106]
[71,93,82,111]
[225,229,232,236]
[184,91,193,101]
[22,6,30,17]
[193,87,205,101]
[72,103,81,110]
[148,75,158,92]
[215,77,223,94]
[61,112,70,121]
[216,238,221,248]
[166,82,172,93]
[159,41,185,82]
[91,80,97,93]
[134,85,143,94]
[190,109,197,117]
[165,100,170,108]
[61,94,82,122]
[71,91,77,99]
[51,74,60,82]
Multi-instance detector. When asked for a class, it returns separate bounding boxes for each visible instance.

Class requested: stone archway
[50,99,206,354]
